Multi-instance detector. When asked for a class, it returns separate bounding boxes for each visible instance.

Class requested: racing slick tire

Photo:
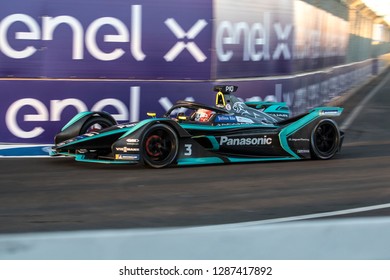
[141,124,179,168]
[310,119,341,160]
[80,116,115,134]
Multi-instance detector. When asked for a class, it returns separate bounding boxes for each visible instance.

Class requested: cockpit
[162,85,284,125]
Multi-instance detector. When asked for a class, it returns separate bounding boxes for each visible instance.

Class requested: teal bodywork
[52,89,343,167]
[245,101,290,119]
[61,111,92,131]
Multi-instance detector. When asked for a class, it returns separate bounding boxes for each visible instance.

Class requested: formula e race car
[51,85,344,168]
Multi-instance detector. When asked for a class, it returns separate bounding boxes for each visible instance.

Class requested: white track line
[219,203,390,228]
[0,144,51,148]
[0,156,50,158]
[340,71,390,131]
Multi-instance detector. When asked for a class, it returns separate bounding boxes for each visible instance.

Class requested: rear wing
[246,101,290,119]
[277,107,343,126]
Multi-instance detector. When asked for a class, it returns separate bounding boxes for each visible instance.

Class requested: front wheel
[310,119,340,160]
[141,124,179,168]
[80,116,115,134]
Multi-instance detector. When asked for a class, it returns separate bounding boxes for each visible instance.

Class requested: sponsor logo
[216,13,292,62]
[4,86,190,140]
[0,6,145,61]
[235,116,254,123]
[126,138,140,146]
[215,115,237,122]
[115,154,139,160]
[220,136,272,146]
[115,147,139,152]
[288,138,309,142]
[164,18,208,62]
[116,123,137,129]
[270,113,289,118]
[297,149,310,154]
[216,122,251,126]
[0,5,207,62]
[232,102,263,119]
[319,110,340,116]
[5,87,141,139]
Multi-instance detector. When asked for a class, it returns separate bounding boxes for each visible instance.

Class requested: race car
[51,85,344,168]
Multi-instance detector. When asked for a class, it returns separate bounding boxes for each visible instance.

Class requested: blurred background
[1,1,390,261]
[0,0,389,144]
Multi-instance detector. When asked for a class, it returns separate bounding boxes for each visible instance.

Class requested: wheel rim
[315,123,336,153]
[142,125,178,168]
[145,135,167,158]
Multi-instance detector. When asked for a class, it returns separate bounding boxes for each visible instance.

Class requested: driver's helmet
[194,109,214,122]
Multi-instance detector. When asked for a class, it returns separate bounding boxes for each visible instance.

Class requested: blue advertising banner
[292,0,349,71]
[213,0,349,78]
[0,80,214,143]
[213,0,294,78]
[0,0,212,79]
[0,0,378,147]
[0,60,373,144]
[0,0,351,80]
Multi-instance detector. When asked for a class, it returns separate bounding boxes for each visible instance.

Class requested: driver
[193,109,215,122]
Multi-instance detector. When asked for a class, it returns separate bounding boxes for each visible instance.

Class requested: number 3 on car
[51,85,344,168]
[184,144,192,156]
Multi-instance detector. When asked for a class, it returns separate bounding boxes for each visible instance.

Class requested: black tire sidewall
[310,119,340,160]
[141,124,178,168]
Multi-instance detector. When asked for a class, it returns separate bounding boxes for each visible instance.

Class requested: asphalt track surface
[1,72,390,234]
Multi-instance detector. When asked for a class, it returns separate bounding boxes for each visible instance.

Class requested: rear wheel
[311,119,340,159]
[141,124,178,168]
[80,116,114,134]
